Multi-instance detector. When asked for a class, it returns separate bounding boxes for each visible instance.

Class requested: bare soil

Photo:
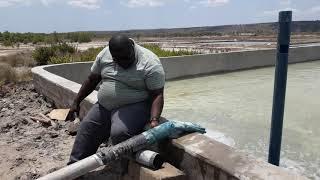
[0,82,74,180]
[0,82,122,180]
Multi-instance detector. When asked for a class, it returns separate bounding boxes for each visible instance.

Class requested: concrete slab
[124,162,186,180]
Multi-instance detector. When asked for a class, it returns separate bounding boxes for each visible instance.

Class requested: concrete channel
[31,46,320,179]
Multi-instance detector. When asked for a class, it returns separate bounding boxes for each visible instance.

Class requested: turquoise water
[163,60,320,179]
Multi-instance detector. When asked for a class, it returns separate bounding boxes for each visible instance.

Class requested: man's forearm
[74,74,101,105]
[150,92,164,120]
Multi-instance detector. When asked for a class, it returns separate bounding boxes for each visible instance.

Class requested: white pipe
[135,150,164,169]
[37,154,104,180]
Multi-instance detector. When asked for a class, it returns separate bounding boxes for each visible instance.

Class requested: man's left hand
[150,120,159,128]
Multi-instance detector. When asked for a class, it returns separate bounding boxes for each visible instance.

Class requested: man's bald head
[109,35,133,52]
[109,35,135,69]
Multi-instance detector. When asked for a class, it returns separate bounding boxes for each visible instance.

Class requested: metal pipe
[135,150,164,169]
[37,154,104,180]
[268,11,292,166]
[37,121,205,180]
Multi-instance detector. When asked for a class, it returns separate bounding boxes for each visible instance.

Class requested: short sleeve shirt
[91,43,165,110]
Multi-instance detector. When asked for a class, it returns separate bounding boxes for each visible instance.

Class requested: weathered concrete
[124,162,186,180]
[43,45,320,83]
[31,46,317,180]
[160,133,307,180]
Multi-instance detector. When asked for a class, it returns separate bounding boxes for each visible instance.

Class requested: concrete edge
[169,133,308,180]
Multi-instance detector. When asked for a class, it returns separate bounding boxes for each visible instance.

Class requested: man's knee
[110,128,131,145]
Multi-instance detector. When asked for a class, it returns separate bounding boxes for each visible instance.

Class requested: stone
[47,109,70,121]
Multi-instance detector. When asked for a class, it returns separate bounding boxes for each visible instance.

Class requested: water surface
[163,60,320,179]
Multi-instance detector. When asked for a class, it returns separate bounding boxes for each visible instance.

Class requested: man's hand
[66,73,101,121]
[149,119,159,128]
[66,102,80,121]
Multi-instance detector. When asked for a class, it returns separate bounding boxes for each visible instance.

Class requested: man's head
[109,35,135,69]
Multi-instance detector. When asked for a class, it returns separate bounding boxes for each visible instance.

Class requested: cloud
[262,7,299,16]
[122,0,166,8]
[199,0,229,7]
[0,0,30,7]
[40,0,55,6]
[68,0,101,9]
[280,0,291,6]
[259,6,320,21]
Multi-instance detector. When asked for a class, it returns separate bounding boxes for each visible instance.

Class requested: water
[163,60,320,179]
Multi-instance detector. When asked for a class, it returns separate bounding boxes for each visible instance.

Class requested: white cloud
[122,0,166,8]
[262,8,299,16]
[259,6,320,21]
[68,0,101,9]
[199,0,229,7]
[0,0,30,7]
[40,0,55,6]
[280,0,291,6]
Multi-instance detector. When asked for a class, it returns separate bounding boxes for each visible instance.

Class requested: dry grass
[0,51,34,85]
[0,51,35,67]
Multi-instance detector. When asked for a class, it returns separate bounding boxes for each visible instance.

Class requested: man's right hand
[67,102,80,121]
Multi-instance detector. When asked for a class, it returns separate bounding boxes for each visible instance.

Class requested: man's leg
[68,103,111,165]
[110,101,150,145]
[109,101,150,174]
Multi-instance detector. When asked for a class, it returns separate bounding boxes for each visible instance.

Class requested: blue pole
[268,11,292,166]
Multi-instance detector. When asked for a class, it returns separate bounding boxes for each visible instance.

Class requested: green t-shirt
[91,43,165,110]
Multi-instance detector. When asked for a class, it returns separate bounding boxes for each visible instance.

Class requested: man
[67,35,165,165]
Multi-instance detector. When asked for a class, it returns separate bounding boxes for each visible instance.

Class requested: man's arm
[149,88,164,128]
[67,73,101,119]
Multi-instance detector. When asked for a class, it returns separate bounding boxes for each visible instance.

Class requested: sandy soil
[0,82,75,180]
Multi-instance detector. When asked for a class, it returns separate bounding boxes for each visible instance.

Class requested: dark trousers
[68,101,150,164]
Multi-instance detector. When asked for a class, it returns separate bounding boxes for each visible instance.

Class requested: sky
[0,0,319,33]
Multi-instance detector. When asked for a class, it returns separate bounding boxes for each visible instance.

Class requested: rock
[47,109,70,121]
[67,118,81,136]
[9,103,14,109]
[49,133,59,138]
[1,108,8,112]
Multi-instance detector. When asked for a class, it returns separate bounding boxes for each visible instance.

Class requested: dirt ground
[0,82,124,180]
[0,82,75,179]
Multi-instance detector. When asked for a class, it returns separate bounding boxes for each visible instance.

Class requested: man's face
[111,46,135,69]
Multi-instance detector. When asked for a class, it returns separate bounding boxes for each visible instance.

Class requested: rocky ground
[0,82,75,179]
[0,82,123,180]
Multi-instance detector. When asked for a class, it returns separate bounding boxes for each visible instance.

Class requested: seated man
[67,35,165,166]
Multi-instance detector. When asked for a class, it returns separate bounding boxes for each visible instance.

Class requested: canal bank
[31,46,320,179]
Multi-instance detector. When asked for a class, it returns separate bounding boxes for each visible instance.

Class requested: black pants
[68,101,150,164]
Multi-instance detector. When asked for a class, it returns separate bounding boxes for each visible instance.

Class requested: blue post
[268,11,292,166]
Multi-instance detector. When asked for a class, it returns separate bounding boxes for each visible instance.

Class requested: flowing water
[163,60,320,179]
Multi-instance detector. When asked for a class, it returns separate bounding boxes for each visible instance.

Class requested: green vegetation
[32,43,198,65]
[67,32,92,43]
[143,44,198,57]
[0,31,93,47]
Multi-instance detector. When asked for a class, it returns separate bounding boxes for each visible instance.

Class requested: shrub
[79,47,103,62]
[0,63,17,85]
[32,46,55,65]
[49,55,73,64]
[32,43,76,65]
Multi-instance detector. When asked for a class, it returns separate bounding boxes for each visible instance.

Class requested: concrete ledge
[124,162,186,180]
[42,46,320,83]
[160,133,307,180]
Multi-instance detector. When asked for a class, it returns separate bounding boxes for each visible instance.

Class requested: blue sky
[0,0,319,33]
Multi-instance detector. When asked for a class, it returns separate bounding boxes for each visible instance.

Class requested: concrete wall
[44,45,320,83]
[32,46,318,180]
